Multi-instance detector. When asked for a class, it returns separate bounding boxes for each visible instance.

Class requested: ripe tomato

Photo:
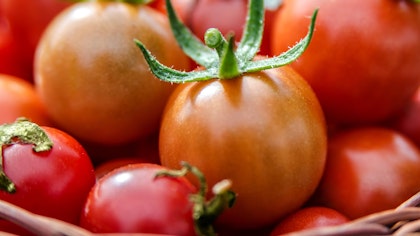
[80,163,197,235]
[0,0,71,81]
[0,74,51,126]
[313,127,420,219]
[35,2,191,146]
[388,87,420,148]
[159,66,327,229]
[271,0,420,125]
[269,206,349,235]
[0,120,96,235]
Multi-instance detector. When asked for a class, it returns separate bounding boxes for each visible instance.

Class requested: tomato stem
[134,0,318,83]
[156,161,236,236]
[0,118,53,193]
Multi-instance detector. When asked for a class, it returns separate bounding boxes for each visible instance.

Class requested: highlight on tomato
[34,0,191,146]
[0,119,96,235]
[271,0,420,126]
[313,127,420,220]
[135,0,327,230]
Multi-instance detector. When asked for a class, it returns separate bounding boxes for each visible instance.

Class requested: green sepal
[165,0,218,68]
[0,118,53,193]
[245,9,318,72]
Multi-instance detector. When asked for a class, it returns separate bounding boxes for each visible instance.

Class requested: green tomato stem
[155,162,236,236]
[135,0,318,83]
[0,118,53,193]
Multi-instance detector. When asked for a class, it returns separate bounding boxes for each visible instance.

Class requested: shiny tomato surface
[160,66,327,229]
[35,2,191,145]
[271,0,420,125]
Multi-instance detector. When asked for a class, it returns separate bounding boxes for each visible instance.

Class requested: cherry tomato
[80,163,197,235]
[159,66,327,230]
[0,74,51,126]
[34,2,191,146]
[271,0,420,125]
[0,120,96,235]
[269,206,349,235]
[388,87,420,148]
[313,127,420,219]
[0,0,71,81]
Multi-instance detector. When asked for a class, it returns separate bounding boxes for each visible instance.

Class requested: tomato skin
[159,66,327,229]
[269,206,349,235]
[80,163,197,235]
[313,127,420,219]
[271,0,420,125]
[0,126,96,234]
[35,2,191,146]
[0,0,71,81]
[0,74,51,126]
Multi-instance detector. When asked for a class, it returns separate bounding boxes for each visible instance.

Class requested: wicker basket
[2,191,420,236]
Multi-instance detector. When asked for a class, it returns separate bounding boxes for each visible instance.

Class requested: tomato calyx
[134,0,318,82]
[0,118,53,193]
[156,161,236,236]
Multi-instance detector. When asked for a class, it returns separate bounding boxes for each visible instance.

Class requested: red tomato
[188,0,280,56]
[35,2,191,146]
[269,206,349,235]
[271,0,420,125]
[80,163,197,235]
[388,87,420,148]
[159,66,327,230]
[0,0,71,81]
[0,74,51,126]
[0,121,96,235]
[313,127,420,219]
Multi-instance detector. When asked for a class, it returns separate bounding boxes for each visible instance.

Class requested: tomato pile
[0,0,419,235]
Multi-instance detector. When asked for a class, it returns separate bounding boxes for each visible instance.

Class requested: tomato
[159,66,327,230]
[0,120,96,235]
[269,206,349,235]
[0,0,71,81]
[388,87,420,148]
[271,0,420,125]
[34,2,191,146]
[0,74,51,126]
[80,163,197,235]
[313,127,420,219]
[188,0,280,56]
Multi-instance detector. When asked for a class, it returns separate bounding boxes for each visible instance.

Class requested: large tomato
[0,0,71,81]
[313,127,420,219]
[0,120,96,235]
[34,1,191,146]
[159,66,327,230]
[271,0,420,125]
[0,74,51,126]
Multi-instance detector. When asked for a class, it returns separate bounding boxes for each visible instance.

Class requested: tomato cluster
[0,0,419,235]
